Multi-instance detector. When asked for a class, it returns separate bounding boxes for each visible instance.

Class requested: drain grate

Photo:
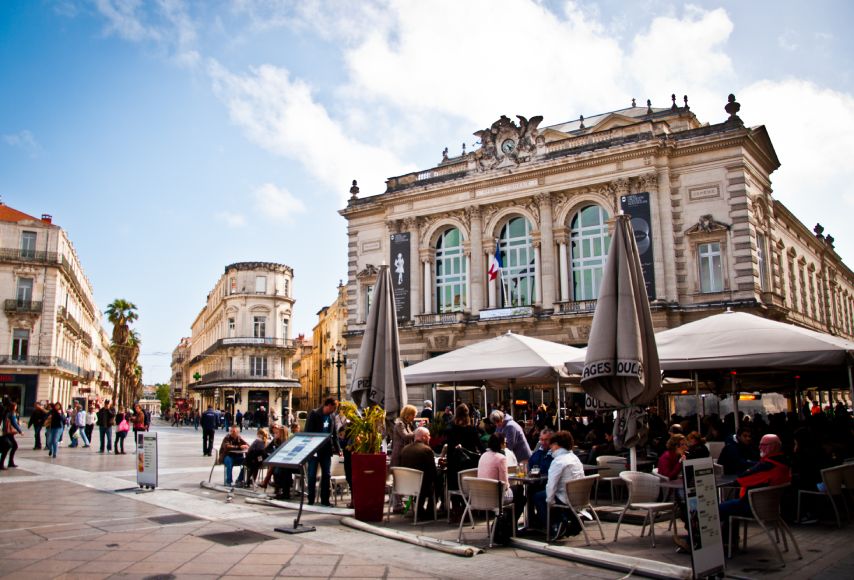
[197,530,276,546]
[143,575,176,580]
[148,514,204,525]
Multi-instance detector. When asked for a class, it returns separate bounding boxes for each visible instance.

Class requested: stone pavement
[0,422,851,580]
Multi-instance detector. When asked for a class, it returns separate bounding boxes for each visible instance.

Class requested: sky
[2,0,853,384]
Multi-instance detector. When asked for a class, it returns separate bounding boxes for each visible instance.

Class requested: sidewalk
[1,423,852,579]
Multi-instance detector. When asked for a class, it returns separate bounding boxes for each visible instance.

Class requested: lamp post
[329,342,346,402]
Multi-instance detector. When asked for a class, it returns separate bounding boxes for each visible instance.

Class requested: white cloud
[215,211,247,228]
[253,183,305,222]
[2,130,40,157]
[740,79,854,263]
[778,30,799,52]
[207,59,415,198]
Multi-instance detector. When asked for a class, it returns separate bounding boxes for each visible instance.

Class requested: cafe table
[509,472,547,529]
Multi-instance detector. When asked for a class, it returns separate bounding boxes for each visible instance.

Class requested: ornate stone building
[0,202,115,413]
[169,336,190,403]
[183,262,298,417]
[309,282,348,407]
[340,95,854,404]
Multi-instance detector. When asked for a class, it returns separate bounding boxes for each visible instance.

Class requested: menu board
[682,457,726,578]
[264,433,330,469]
[137,432,158,488]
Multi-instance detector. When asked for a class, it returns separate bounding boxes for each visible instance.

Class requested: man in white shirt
[533,430,584,538]
[74,405,90,448]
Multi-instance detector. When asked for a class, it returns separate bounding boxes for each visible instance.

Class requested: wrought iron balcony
[414,312,468,326]
[0,248,59,264]
[191,368,297,386]
[553,300,598,315]
[0,355,53,366]
[4,299,43,314]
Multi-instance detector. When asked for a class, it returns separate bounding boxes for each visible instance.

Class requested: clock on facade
[501,139,516,154]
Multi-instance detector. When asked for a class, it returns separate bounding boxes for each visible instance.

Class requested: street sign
[137,432,158,489]
[682,457,726,578]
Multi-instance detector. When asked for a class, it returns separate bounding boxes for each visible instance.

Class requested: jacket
[96,407,116,428]
[497,416,531,462]
[200,409,218,431]
[546,448,585,505]
[304,407,340,456]
[737,453,791,498]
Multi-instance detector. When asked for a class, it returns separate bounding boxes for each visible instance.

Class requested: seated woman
[477,433,525,526]
[260,424,295,500]
[533,430,585,539]
[685,431,710,460]
[658,434,687,480]
[245,428,270,485]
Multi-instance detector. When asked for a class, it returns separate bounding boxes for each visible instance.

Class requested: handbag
[117,419,130,433]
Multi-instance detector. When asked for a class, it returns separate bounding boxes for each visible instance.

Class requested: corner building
[340,96,854,404]
[185,262,298,418]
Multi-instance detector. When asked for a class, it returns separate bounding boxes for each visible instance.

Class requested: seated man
[219,425,249,486]
[718,426,758,476]
[719,434,790,547]
[399,426,438,520]
[533,431,585,538]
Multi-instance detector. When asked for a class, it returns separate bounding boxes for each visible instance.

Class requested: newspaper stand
[264,432,331,534]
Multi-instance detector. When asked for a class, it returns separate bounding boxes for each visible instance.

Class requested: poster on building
[137,431,158,488]
[390,233,411,322]
[682,457,725,578]
[620,192,656,299]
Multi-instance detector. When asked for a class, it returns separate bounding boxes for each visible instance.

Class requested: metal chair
[729,484,802,565]
[796,465,848,527]
[446,467,478,525]
[546,474,604,545]
[457,477,515,548]
[330,455,348,506]
[596,455,627,504]
[387,467,435,525]
[613,471,676,548]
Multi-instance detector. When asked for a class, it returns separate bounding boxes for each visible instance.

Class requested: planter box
[351,452,387,522]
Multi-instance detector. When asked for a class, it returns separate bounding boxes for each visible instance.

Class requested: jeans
[224,454,245,485]
[307,454,332,505]
[76,425,90,446]
[115,430,127,453]
[33,425,43,449]
[47,427,63,457]
[99,426,113,452]
[85,424,94,442]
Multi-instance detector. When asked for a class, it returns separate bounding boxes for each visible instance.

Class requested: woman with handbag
[46,402,64,458]
[115,405,130,454]
[0,402,23,468]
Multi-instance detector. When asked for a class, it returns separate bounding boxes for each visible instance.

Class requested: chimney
[41,214,52,224]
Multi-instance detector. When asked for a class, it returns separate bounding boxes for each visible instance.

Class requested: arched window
[570,205,611,301]
[435,227,466,312]
[497,216,535,307]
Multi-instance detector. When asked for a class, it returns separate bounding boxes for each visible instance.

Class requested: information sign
[682,457,726,578]
[136,432,158,489]
[265,432,331,469]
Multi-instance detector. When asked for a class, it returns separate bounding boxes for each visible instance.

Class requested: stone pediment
[685,214,730,235]
[589,113,640,132]
[356,264,379,280]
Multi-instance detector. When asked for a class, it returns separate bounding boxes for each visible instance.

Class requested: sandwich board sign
[682,457,726,578]
[137,431,158,489]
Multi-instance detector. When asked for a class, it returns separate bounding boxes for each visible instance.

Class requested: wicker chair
[546,474,604,545]
[446,467,478,525]
[330,455,348,506]
[613,471,676,547]
[387,467,435,525]
[729,483,802,565]
[796,465,848,527]
[596,455,628,504]
[457,477,515,548]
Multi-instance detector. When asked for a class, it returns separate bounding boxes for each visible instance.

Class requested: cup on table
[530,466,540,476]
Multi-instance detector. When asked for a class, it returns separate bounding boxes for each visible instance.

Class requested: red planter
[351,452,387,522]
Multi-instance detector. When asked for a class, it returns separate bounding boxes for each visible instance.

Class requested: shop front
[0,373,38,415]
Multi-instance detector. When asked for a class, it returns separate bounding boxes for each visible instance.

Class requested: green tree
[106,299,139,407]
[155,383,171,414]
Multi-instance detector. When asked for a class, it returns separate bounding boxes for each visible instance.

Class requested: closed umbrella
[348,264,407,420]
[573,214,661,468]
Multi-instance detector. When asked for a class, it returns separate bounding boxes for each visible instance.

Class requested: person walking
[85,404,96,444]
[97,400,116,453]
[1,401,24,468]
[201,405,217,456]
[236,409,243,432]
[46,402,65,458]
[74,405,90,448]
[28,401,47,450]
[114,405,129,454]
[304,398,341,506]
[132,404,146,449]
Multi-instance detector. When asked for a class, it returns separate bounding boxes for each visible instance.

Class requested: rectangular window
[12,329,29,361]
[281,317,288,339]
[756,234,768,292]
[366,284,374,319]
[16,278,33,304]
[253,316,266,338]
[699,242,724,293]
[230,277,237,294]
[250,356,268,377]
[227,318,235,337]
[255,276,267,294]
[283,279,289,297]
[21,231,36,258]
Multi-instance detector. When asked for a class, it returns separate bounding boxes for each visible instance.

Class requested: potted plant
[339,402,386,522]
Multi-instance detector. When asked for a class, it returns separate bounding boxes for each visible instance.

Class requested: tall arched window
[498,216,535,307]
[435,227,466,312]
[570,205,611,301]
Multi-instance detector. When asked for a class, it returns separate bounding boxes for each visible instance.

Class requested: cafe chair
[613,471,676,548]
[546,475,604,545]
[446,467,478,525]
[729,484,802,565]
[458,477,515,548]
[708,441,725,463]
[596,455,627,504]
[387,467,435,525]
[796,465,848,528]
[330,456,349,506]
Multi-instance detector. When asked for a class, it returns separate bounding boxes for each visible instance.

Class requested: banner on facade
[390,233,411,322]
[620,192,656,299]
[682,457,726,578]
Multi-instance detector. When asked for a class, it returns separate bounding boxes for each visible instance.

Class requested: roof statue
[473,113,543,171]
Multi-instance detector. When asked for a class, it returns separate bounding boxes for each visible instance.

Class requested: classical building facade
[183,262,298,417]
[170,336,190,403]
[309,282,348,407]
[341,95,854,404]
[0,202,115,413]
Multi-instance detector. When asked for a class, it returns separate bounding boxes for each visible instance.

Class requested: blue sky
[2,1,853,383]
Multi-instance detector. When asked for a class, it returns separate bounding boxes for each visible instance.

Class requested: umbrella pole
[694,372,701,434]
[555,377,561,431]
[848,365,853,411]
[630,446,637,472]
[732,372,739,434]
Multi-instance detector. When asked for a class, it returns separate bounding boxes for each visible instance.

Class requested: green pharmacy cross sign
[193,372,201,381]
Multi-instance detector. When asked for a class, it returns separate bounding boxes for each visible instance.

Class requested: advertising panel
[682,457,726,578]
[620,192,656,299]
[137,432,158,488]
[390,233,411,322]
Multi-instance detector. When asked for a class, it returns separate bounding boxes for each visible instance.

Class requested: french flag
[488,245,503,281]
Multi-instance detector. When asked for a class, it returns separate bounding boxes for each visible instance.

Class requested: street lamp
[329,342,346,402]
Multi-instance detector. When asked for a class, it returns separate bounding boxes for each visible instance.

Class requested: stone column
[464,248,472,311]
[537,193,556,309]
[468,207,484,314]
[554,226,570,302]
[532,237,543,306]
[422,255,433,314]
[485,240,497,308]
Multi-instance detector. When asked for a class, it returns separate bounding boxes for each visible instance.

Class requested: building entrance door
[248,390,269,414]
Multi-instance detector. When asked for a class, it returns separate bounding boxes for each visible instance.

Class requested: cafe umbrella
[568,213,661,470]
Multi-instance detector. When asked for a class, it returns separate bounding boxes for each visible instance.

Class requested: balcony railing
[0,355,91,378]
[0,248,59,264]
[4,299,43,314]
[191,369,297,385]
[219,337,296,348]
[553,300,598,315]
[414,312,468,326]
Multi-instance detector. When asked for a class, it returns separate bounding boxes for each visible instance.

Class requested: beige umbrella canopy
[569,214,661,453]
[348,265,407,420]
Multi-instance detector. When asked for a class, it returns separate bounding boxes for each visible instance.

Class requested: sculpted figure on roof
[473,114,543,171]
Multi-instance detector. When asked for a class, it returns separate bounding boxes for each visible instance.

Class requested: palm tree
[106,299,139,407]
